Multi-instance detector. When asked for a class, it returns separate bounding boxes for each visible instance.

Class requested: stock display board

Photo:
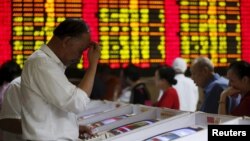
[0,0,250,69]
[11,0,83,68]
[180,0,241,67]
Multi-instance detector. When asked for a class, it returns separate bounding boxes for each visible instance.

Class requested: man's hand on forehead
[89,41,100,50]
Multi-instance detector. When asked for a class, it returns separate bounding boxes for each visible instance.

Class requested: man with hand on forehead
[20,19,100,140]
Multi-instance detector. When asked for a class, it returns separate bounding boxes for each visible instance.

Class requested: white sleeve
[0,77,21,119]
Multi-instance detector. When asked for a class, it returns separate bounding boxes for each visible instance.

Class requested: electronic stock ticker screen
[0,0,249,69]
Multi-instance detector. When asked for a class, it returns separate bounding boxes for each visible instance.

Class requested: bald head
[190,57,214,88]
[191,57,214,72]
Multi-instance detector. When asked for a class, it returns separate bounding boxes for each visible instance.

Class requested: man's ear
[242,76,249,84]
[62,36,71,48]
[202,67,209,75]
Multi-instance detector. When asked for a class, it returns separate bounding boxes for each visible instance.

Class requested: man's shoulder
[29,50,47,60]
[213,76,228,87]
[25,50,51,67]
[7,77,21,91]
[209,74,228,87]
[11,77,21,85]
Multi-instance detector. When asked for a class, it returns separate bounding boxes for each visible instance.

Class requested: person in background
[118,64,151,105]
[114,67,130,102]
[20,19,100,140]
[154,66,179,110]
[218,61,250,116]
[0,60,21,110]
[89,65,106,100]
[91,64,120,101]
[172,57,199,112]
[0,77,23,141]
[190,57,228,114]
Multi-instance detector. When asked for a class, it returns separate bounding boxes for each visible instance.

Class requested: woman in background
[118,64,151,105]
[154,66,179,110]
[218,61,250,116]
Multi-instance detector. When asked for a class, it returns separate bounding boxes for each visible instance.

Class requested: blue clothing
[201,73,228,113]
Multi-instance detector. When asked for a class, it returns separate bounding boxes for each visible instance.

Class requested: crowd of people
[0,18,250,140]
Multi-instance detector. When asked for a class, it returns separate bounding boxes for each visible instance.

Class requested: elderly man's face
[190,64,207,88]
[62,33,90,66]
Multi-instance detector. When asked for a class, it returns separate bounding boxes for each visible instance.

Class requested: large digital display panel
[0,0,249,69]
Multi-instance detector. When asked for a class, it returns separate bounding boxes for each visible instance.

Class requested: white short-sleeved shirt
[21,45,90,140]
[0,82,10,110]
[0,77,21,120]
[0,77,24,141]
[173,74,199,112]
